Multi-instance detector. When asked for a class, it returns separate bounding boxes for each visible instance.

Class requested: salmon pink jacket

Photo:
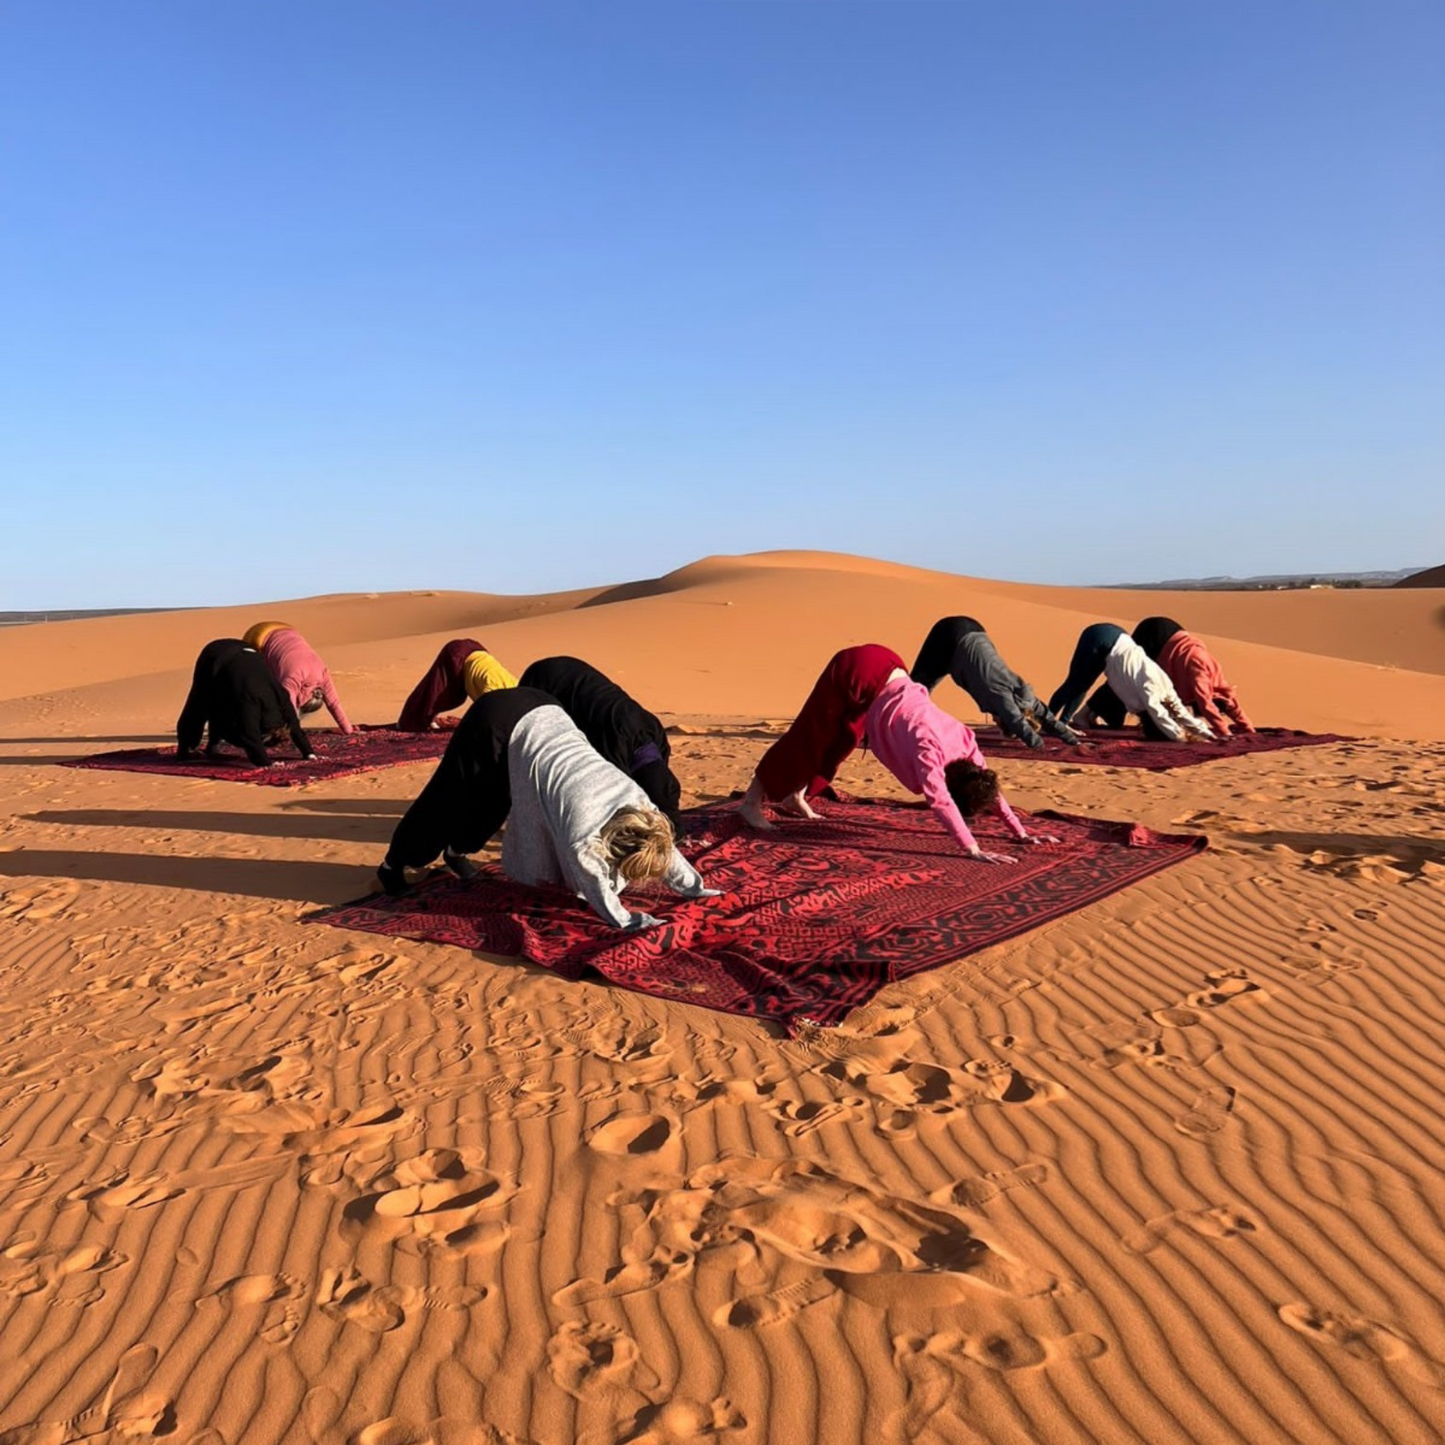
[258,628,353,733]
[1157,632,1253,736]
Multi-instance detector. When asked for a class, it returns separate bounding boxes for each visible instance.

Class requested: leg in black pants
[1048,624,1125,722]
[909,616,984,690]
[1084,682,1129,728]
[177,639,248,756]
[380,687,555,891]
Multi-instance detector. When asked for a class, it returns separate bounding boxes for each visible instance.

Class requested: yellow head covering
[462,650,518,700]
[243,620,290,650]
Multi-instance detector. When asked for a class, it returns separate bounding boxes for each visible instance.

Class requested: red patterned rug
[308,798,1206,1030]
[978,725,1351,771]
[61,725,451,787]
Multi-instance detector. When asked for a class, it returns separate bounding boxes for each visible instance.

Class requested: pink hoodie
[258,628,353,733]
[865,676,1027,853]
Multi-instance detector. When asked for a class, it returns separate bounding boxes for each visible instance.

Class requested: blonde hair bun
[599,807,675,883]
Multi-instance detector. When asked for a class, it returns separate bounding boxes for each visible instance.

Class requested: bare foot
[777,790,821,820]
[739,796,775,830]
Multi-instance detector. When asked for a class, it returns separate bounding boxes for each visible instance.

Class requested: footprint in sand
[343,1417,534,1445]
[713,1275,838,1329]
[586,1112,678,1158]
[897,1326,1105,1374]
[451,1072,568,1125]
[1175,1086,1238,1139]
[889,1329,1105,1440]
[1186,969,1265,1011]
[944,1163,1050,1210]
[0,878,82,922]
[0,1240,128,1307]
[1279,1303,1445,1387]
[1151,1006,1204,1028]
[559,1157,1060,1312]
[341,1150,516,1253]
[764,1097,867,1138]
[3,1342,176,1444]
[290,1103,423,1182]
[616,1398,745,1445]
[560,1022,672,1067]
[1083,1020,1176,1069]
[547,1320,656,1400]
[316,1266,486,1335]
[64,1170,184,1221]
[670,1070,781,1108]
[1122,1205,1258,1254]
[963,1062,1065,1107]
[199,1271,308,1344]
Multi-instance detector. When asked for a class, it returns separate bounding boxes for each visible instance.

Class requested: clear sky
[2,2,1441,607]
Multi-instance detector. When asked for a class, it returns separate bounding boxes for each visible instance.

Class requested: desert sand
[1,551,1443,1445]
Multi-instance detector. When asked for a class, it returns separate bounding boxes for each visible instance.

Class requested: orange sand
[0,552,1442,1445]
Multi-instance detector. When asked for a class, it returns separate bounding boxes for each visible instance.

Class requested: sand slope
[1,553,1443,1445]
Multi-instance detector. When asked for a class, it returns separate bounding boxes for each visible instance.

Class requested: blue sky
[2,2,1441,606]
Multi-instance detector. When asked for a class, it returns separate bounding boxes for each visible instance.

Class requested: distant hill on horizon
[1114,566,1432,591]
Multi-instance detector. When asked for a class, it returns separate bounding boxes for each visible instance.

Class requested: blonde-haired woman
[503,705,719,930]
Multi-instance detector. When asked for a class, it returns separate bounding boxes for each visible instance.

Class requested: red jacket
[1157,632,1253,736]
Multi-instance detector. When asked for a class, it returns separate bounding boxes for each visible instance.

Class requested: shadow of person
[0,849,372,905]
[24,809,397,846]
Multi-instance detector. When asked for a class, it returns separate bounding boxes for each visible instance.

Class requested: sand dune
[1,553,1443,1445]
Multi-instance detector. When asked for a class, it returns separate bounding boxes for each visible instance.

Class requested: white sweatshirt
[1102,635,1215,741]
[503,705,707,929]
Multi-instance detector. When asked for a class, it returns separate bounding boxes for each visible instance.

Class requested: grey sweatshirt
[953,633,1080,749]
[503,705,708,929]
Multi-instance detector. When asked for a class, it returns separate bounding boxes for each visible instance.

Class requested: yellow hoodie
[243,620,290,650]
[462,651,519,700]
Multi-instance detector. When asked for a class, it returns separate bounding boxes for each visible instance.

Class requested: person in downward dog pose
[738,644,906,828]
[910,615,1082,750]
[739,644,1053,862]
[1085,617,1256,738]
[502,705,719,929]
[1048,623,1218,742]
[176,639,316,768]
[242,621,354,733]
[517,655,682,830]
[396,639,517,731]
[377,686,554,896]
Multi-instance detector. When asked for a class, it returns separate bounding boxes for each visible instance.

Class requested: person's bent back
[398,639,515,731]
[1156,631,1254,737]
[176,638,314,767]
[247,624,354,733]
[911,616,1080,750]
[503,705,716,929]
[518,655,682,828]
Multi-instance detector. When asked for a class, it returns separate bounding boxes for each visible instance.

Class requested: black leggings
[909,616,984,689]
[385,687,555,869]
[1048,624,1125,722]
[1085,682,1170,740]
[386,757,511,869]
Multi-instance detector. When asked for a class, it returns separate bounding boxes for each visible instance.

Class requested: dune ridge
[0,553,1443,1444]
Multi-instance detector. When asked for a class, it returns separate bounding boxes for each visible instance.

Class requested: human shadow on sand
[0,849,372,904]
[25,808,402,846]
[0,735,171,745]
[1232,829,1445,877]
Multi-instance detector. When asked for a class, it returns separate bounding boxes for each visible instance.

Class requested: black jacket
[518,656,682,826]
[176,639,311,766]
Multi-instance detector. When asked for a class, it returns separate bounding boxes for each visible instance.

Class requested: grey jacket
[503,705,707,929]
[953,633,1079,749]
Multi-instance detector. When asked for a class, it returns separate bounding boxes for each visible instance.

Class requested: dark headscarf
[1131,616,1184,660]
